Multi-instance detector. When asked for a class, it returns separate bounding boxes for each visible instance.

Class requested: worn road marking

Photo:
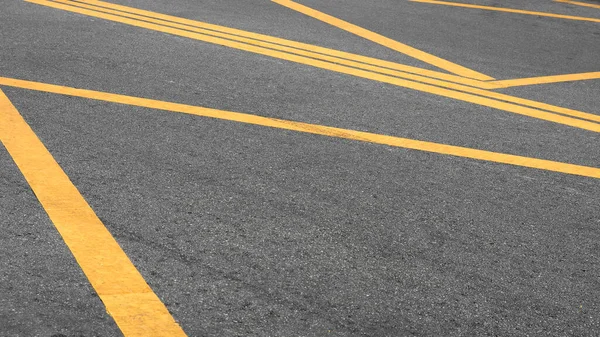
[1,77,599,179]
[22,0,600,129]
[0,89,188,337]
[491,71,600,88]
[556,0,600,10]
[411,0,600,23]
[272,0,494,81]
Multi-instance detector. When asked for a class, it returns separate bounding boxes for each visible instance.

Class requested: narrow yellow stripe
[59,0,600,124]
[73,0,490,88]
[411,0,600,23]
[556,0,600,10]
[479,90,600,124]
[1,77,598,179]
[271,0,495,81]
[0,89,188,337]
[53,0,492,92]
[28,0,600,127]
[491,71,600,88]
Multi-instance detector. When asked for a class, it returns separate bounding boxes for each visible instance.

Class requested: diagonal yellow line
[272,0,495,81]
[411,0,600,23]
[72,0,489,88]
[0,89,188,336]
[66,0,600,124]
[28,0,600,128]
[490,71,600,88]
[55,0,492,90]
[1,76,599,179]
[556,0,600,10]
[78,0,599,93]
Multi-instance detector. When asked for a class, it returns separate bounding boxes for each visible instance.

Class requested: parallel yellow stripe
[491,71,600,88]
[272,0,495,81]
[1,77,598,179]
[24,0,600,130]
[0,89,188,337]
[54,0,492,92]
[411,0,600,23]
[556,0,600,10]
[73,0,490,88]
[76,0,600,105]
[55,0,600,124]
[471,88,600,123]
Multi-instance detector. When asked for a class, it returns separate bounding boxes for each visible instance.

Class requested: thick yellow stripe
[272,0,495,81]
[27,0,600,127]
[556,0,600,10]
[411,0,600,23]
[73,0,490,89]
[491,71,600,88]
[0,89,187,337]
[1,77,598,179]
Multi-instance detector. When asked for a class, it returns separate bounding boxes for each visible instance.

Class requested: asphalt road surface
[1,0,599,336]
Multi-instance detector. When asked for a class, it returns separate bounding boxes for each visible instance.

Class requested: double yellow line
[27,0,600,132]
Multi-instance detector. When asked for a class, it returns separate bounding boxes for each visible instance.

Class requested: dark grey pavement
[1,0,599,336]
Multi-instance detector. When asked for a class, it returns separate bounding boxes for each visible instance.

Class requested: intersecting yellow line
[1,76,599,179]
[272,0,495,81]
[54,0,496,89]
[4,1,598,335]
[24,0,600,130]
[411,0,600,23]
[271,0,600,89]
[272,0,600,89]
[46,0,600,91]
[0,89,188,337]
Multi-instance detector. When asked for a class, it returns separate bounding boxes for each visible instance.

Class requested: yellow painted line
[0,89,188,337]
[60,0,600,124]
[29,0,600,127]
[71,0,491,89]
[411,0,600,23]
[556,0,600,10]
[491,71,600,88]
[478,90,600,124]
[271,0,495,81]
[1,77,599,179]
[52,0,493,92]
